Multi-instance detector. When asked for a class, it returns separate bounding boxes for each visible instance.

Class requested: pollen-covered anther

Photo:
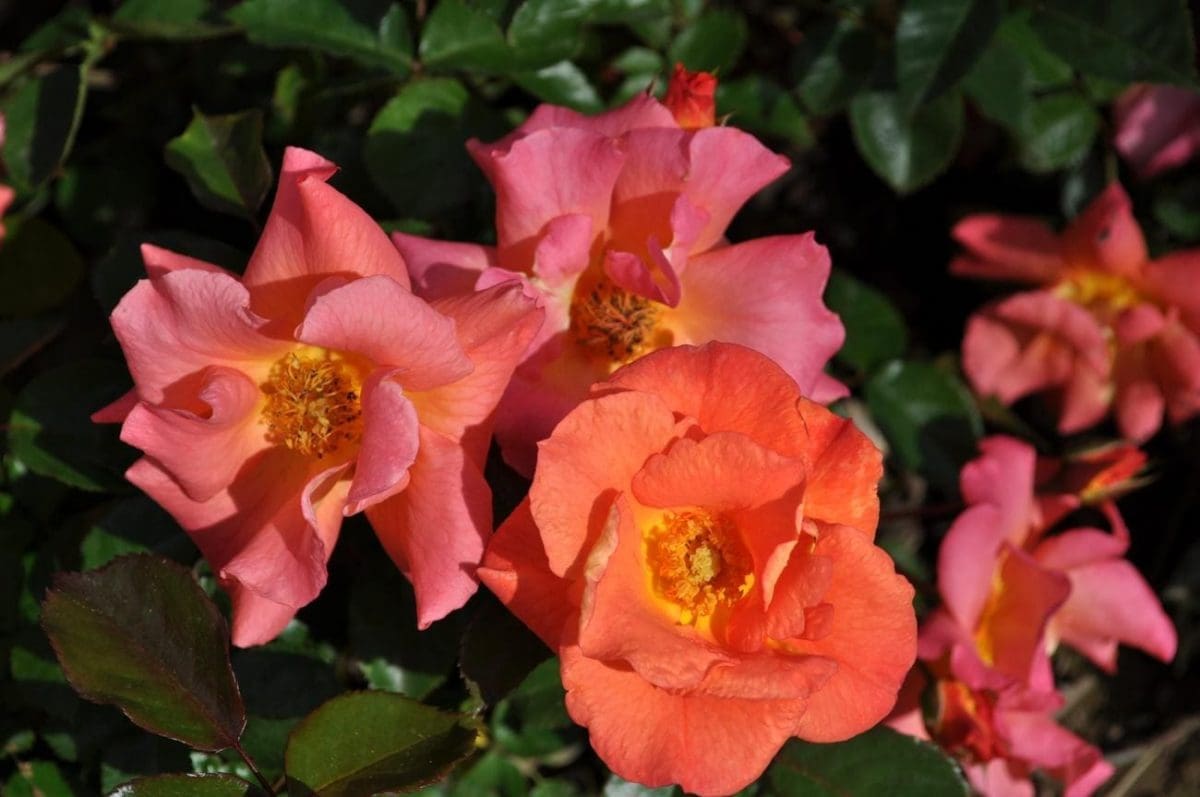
[261,351,362,459]
[646,509,753,623]
[570,279,662,363]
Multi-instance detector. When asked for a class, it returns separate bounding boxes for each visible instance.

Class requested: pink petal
[1112,345,1165,441]
[669,234,845,399]
[467,127,624,260]
[612,127,790,254]
[951,214,1065,284]
[1142,249,1200,315]
[92,389,139,424]
[938,504,1007,631]
[413,281,543,464]
[529,213,594,288]
[295,274,473,390]
[1062,183,1147,278]
[604,248,681,307]
[141,243,233,279]
[978,544,1071,684]
[959,436,1038,543]
[110,269,287,405]
[1034,528,1128,569]
[391,232,496,300]
[225,581,301,647]
[242,147,410,328]
[366,426,490,628]
[127,453,349,639]
[1114,84,1200,179]
[510,93,678,141]
[120,366,267,502]
[343,372,419,515]
[1053,558,1177,669]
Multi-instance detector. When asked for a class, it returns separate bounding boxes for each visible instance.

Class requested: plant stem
[233,741,276,796]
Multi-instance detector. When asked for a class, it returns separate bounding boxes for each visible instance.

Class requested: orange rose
[479,343,916,795]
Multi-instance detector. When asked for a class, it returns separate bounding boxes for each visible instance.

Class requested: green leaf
[0,217,84,317]
[164,109,272,221]
[229,0,412,75]
[284,691,478,797]
[513,61,603,112]
[107,773,256,797]
[491,659,573,759]
[849,91,964,193]
[963,13,1075,127]
[112,0,229,39]
[364,78,503,217]
[668,8,748,73]
[1030,0,1197,85]
[507,0,592,69]
[791,15,878,116]
[588,0,671,25]
[460,594,552,706]
[865,360,984,493]
[2,65,85,194]
[1016,92,1100,173]
[7,359,135,492]
[453,751,526,797]
[419,0,510,72]
[896,0,1003,113]
[40,554,246,751]
[825,270,908,374]
[769,726,969,796]
[1154,176,1200,241]
[717,77,814,148]
[4,760,78,797]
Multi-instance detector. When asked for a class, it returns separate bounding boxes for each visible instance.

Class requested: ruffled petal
[242,147,410,327]
[531,388,679,577]
[110,269,287,405]
[467,127,625,260]
[783,525,917,742]
[120,366,268,502]
[951,215,1064,284]
[343,372,419,515]
[1062,183,1147,278]
[667,235,845,399]
[366,426,490,628]
[391,232,497,300]
[479,499,580,649]
[295,275,473,390]
[561,647,807,797]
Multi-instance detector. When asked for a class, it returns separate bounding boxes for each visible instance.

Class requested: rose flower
[96,147,542,645]
[953,183,1200,440]
[479,344,915,795]
[393,70,845,473]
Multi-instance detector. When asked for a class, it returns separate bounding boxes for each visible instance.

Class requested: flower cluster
[889,437,1176,795]
[98,68,913,794]
[954,183,1200,441]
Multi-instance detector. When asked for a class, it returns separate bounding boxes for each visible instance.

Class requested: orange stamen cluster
[646,509,752,623]
[570,279,663,365]
[261,351,362,459]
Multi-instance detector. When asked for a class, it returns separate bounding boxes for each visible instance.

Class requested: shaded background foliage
[0,0,1198,794]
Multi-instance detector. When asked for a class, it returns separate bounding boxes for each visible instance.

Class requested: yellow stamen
[570,278,663,365]
[646,509,753,624]
[1056,270,1143,320]
[260,351,362,459]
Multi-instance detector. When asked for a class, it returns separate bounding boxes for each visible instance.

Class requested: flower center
[260,350,362,459]
[931,679,1002,764]
[569,278,663,365]
[646,509,753,624]
[1055,270,1143,321]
